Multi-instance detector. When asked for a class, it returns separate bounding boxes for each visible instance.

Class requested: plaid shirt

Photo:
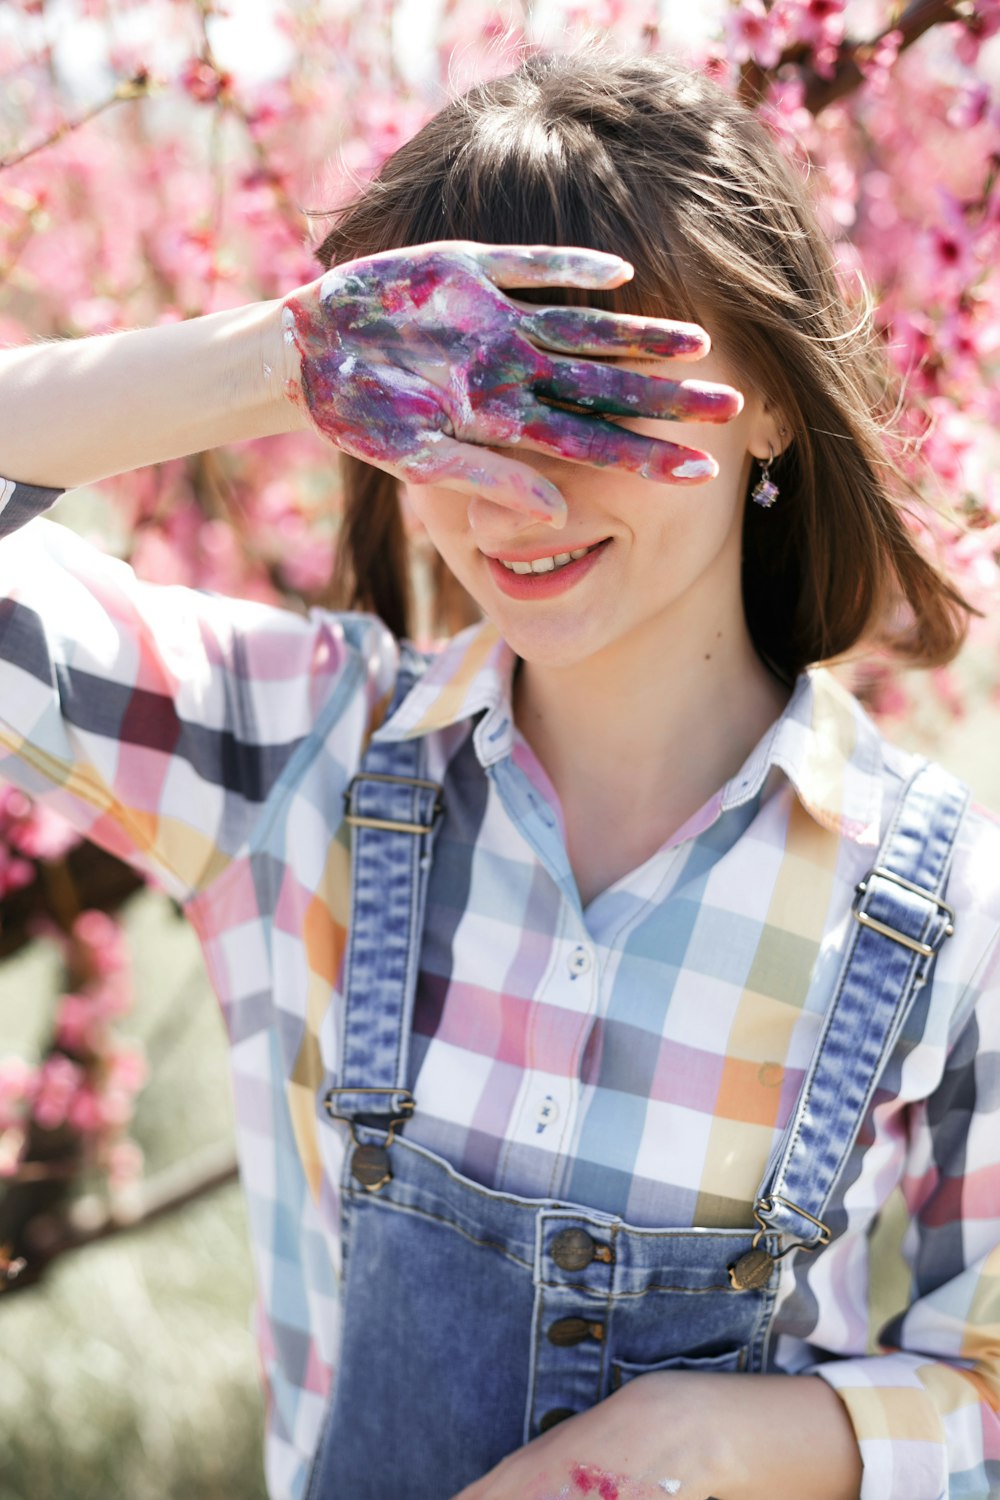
[2,481,999,1500]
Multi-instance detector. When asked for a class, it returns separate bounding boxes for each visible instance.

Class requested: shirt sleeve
[0,478,399,903]
[809,935,1000,1500]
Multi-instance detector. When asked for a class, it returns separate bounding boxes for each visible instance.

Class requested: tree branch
[1,1140,239,1292]
[739,0,965,115]
[0,72,151,173]
[803,0,964,114]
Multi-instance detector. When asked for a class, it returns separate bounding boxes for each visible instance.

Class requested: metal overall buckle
[343,773,444,836]
[727,1196,831,1291]
[852,867,955,958]
[324,1087,416,1193]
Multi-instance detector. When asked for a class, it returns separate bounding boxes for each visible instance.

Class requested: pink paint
[570,1463,621,1500]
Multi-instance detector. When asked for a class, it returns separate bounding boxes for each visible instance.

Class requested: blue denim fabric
[306,656,968,1500]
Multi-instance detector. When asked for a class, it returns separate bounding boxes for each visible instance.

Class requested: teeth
[498,545,598,575]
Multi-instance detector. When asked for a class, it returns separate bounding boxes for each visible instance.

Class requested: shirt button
[568,945,593,977]
[535,1094,560,1129]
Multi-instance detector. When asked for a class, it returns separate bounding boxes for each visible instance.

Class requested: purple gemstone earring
[751,444,779,509]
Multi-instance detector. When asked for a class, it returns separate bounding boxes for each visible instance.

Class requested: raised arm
[0,298,303,490]
[0,242,742,515]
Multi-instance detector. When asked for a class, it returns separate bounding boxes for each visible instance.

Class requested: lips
[484,538,612,599]
[495,543,601,575]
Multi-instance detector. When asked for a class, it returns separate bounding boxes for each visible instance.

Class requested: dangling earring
[751,444,779,508]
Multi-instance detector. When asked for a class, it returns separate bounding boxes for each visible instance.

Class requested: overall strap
[753,760,969,1251]
[324,644,444,1134]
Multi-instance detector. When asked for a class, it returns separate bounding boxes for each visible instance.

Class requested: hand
[449,1372,728,1500]
[280,241,743,527]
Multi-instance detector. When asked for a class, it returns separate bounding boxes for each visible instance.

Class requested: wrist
[228,297,310,437]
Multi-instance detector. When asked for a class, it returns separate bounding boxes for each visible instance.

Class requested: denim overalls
[305,649,968,1500]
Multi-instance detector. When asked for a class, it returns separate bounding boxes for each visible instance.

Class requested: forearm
[707,1371,863,1500]
[0,297,309,489]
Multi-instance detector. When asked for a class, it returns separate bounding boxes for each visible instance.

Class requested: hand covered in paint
[449,1371,722,1500]
[280,241,743,527]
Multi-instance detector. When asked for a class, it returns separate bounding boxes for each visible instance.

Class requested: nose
[467,490,562,546]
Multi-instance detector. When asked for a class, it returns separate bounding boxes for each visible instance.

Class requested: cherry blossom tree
[0,0,997,1286]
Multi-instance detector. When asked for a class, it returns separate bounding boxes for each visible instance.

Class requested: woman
[1,47,998,1500]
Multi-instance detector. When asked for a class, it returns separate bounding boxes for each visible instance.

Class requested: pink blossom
[106,1044,148,1096]
[725,0,786,70]
[73,909,128,972]
[32,1055,85,1131]
[953,4,1000,66]
[54,993,103,1056]
[66,1083,106,1135]
[8,800,80,861]
[179,57,231,105]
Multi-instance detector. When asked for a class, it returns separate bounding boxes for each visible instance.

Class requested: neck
[514,599,790,853]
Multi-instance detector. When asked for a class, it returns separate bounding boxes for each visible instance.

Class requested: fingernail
[672,456,718,481]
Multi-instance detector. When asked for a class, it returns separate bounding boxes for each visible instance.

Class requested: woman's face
[404,341,774,671]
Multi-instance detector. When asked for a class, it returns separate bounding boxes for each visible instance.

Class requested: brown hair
[315,47,971,678]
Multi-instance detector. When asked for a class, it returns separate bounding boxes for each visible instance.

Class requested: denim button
[551,1227,595,1270]
[539,1408,576,1432]
[547,1316,604,1346]
[568,945,592,976]
[350,1144,391,1191]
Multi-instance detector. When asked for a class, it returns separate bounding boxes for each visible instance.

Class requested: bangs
[320,76,702,327]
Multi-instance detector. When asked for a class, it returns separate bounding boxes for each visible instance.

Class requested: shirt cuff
[810,1352,980,1500]
[0,478,65,537]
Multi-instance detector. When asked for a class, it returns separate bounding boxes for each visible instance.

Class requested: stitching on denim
[786,770,967,1213]
[612,1345,750,1387]
[772,762,931,1209]
[345,1190,534,1270]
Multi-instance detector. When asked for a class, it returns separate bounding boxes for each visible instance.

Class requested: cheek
[402,484,479,582]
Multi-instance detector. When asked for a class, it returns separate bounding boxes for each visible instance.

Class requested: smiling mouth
[492,541,608,575]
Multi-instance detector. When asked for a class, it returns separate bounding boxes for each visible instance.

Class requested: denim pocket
[611,1344,748,1390]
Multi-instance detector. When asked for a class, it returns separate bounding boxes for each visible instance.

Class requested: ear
[747,400,791,463]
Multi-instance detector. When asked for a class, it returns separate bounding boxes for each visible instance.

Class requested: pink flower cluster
[725,0,847,77]
[0,909,145,1190]
[0,784,80,900]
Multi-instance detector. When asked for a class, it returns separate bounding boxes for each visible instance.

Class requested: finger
[519,401,718,484]
[474,243,635,291]
[535,359,743,424]
[398,432,568,527]
[521,304,710,361]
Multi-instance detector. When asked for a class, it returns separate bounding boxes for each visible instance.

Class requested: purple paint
[281,244,741,516]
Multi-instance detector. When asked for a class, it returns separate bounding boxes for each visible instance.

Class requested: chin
[487,612,602,671]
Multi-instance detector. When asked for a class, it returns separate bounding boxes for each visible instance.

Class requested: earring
[751,444,779,508]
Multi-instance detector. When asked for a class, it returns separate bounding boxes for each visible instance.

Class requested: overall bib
[306,650,967,1500]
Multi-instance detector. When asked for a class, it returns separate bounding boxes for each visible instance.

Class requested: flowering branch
[737,0,965,112]
[802,0,964,113]
[0,72,153,173]
[2,1141,238,1292]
